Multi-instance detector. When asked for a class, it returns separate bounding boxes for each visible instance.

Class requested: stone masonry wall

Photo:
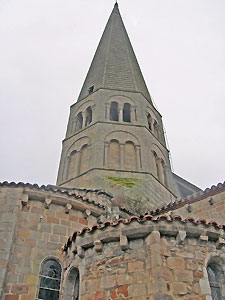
[0,185,104,300]
[64,216,225,299]
[169,190,225,224]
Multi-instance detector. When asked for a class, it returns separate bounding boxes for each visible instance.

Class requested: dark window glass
[147,114,152,130]
[65,268,80,300]
[37,259,61,300]
[110,102,119,121]
[207,264,222,300]
[123,103,131,122]
[75,113,83,131]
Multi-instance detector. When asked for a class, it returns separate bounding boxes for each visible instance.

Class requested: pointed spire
[78,4,152,103]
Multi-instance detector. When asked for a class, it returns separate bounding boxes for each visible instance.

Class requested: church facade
[0,3,224,300]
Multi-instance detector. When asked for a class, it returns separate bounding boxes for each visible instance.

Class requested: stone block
[172,282,187,295]
[167,257,185,270]
[154,294,173,300]
[128,283,147,296]
[128,260,144,273]
[174,270,193,282]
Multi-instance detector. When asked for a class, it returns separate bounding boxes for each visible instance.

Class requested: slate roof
[77,3,152,103]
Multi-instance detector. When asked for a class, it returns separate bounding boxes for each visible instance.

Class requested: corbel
[176,231,186,244]
[120,234,128,251]
[200,235,208,242]
[21,193,29,206]
[65,203,72,214]
[83,209,91,219]
[44,197,52,209]
[77,245,85,258]
[216,238,225,249]
[209,197,214,205]
[94,240,102,253]
[185,204,192,213]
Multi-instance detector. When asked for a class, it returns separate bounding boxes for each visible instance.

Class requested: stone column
[105,103,110,120]
[91,104,96,122]
[135,145,141,171]
[104,142,109,166]
[120,143,125,169]
[75,151,81,176]
[119,103,123,122]
[82,112,85,128]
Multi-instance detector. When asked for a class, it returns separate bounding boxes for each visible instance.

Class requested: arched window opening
[108,139,120,168]
[123,103,131,122]
[110,102,119,121]
[207,264,222,300]
[80,144,89,175]
[153,120,159,138]
[75,113,83,132]
[124,141,137,170]
[147,114,152,131]
[85,107,92,127]
[37,258,62,300]
[68,151,77,179]
[65,268,80,300]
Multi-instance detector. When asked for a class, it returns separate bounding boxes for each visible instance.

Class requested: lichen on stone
[106,176,142,189]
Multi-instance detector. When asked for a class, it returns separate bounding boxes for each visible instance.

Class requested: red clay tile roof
[0,181,106,209]
[148,181,225,216]
[63,214,225,252]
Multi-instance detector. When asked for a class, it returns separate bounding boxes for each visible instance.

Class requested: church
[0,3,225,300]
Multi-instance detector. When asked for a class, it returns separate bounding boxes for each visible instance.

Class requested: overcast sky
[0,0,224,190]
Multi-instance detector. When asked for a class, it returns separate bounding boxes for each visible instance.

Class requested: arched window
[110,102,119,121]
[123,103,131,122]
[153,120,159,139]
[85,107,92,127]
[37,258,62,300]
[124,141,137,170]
[75,113,83,132]
[65,268,80,300]
[68,150,78,179]
[108,139,120,168]
[207,264,222,300]
[80,144,89,174]
[147,113,152,131]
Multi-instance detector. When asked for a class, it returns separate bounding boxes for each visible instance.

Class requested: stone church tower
[57,3,177,212]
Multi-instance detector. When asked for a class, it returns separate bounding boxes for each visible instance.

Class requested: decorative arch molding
[105,95,136,123]
[63,137,91,180]
[105,130,140,145]
[72,100,95,133]
[151,144,168,186]
[145,106,163,142]
[104,131,141,171]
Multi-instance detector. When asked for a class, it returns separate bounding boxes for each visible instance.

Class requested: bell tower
[57,3,177,212]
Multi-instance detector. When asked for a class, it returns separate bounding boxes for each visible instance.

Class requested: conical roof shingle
[78,3,152,103]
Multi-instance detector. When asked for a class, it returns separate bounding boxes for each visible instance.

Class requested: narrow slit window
[207,264,222,300]
[110,101,119,121]
[123,103,131,122]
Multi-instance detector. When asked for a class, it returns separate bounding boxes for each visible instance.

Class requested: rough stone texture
[170,190,225,224]
[0,186,103,300]
[64,219,225,299]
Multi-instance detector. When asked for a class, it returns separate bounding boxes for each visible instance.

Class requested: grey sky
[0,0,224,190]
